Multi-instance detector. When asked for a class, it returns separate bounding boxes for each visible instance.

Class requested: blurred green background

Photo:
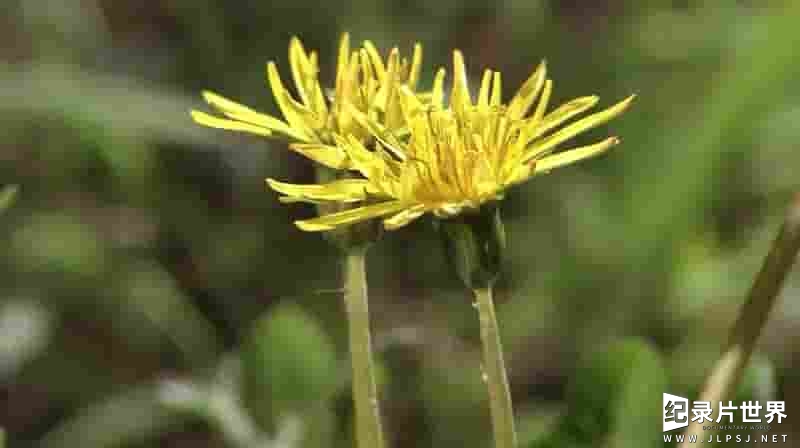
[1,1,799,447]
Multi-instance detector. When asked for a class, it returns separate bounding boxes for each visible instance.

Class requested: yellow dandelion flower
[191,33,423,171]
[269,50,635,232]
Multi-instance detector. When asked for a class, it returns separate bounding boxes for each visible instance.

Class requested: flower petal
[362,40,387,82]
[522,95,635,163]
[507,61,547,120]
[490,71,502,107]
[288,37,313,106]
[335,33,351,92]
[190,110,273,137]
[334,134,397,182]
[344,103,407,161]
[407,43,423,90]
[266,62,321,137]
[534,136,620,173]
[382,203,428,230]
[288,37,328,117]
[294,200,411,232]
[523,95,599,144]
[289,143,350,169]
[373,48,400,112]
[509,137,620,185]
[201,91,308,141]
[431,68,446,109]
[266,178,370,203]
[450,50,472,113]
[532,79,552,121]
[398,85,426,121]
[476,69,492,110]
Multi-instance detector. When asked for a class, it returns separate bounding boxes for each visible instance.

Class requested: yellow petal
[190,110,273,137]
[534,136,620,172]
[335,33,351,93]
[289,37,313,105]
[384,87,405,132]
[431,68,446,109]
[510,137,620,185]
[507,61,547,119]
[382,203,428,230]
[358,47,379,99]
[336,134,396,181]
[407,43,423,90]
[532,79,552,121]
[288,38,328,118]
[266,178,369,203]
[432,201,470,218]
[522,95,634,163]
[289,143,350,169]
[344,103,407,161]
[490,71,502,107]
[201,91,308,141]
[334,51,361,126]
[295,200,411,231]
[476,70,492,110]
[373,48,400,111]
[362,40,387,82]
[450,50,472,113]
[266,62,320,136]
[524,95,599,142]
[398,85,425,121]
[308,51,319,71]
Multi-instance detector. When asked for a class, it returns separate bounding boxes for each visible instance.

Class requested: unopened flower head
[191,33,424,170]
[270,50,635,232]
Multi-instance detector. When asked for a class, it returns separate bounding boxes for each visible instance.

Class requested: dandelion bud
[436,202,506,290]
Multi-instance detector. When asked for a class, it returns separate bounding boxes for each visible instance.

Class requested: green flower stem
[474,286,517,448]
[681,193,800,447]
[343,249,386,448]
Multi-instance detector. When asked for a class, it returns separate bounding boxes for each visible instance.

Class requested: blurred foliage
[544,339,666,448]
[0,186,18,214]
[242,304,338,434]
[1,0,799,447]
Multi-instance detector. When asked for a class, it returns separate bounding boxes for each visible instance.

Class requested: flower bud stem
[343,248,386,448]
[474,286,517,448]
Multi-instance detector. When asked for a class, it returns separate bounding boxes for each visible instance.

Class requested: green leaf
[531,338,668,448]
[11,212,107,281]
[241,303,338,431]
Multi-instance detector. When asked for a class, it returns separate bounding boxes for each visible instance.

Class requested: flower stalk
[439,204,517,448]
[680,193,800,447]
[475,286,517,448]
[343,248,386,448]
